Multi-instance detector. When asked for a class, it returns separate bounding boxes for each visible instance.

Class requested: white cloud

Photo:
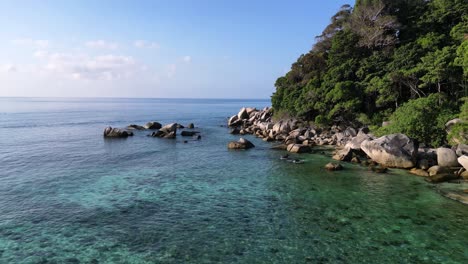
[134,40,160,49]
[85,40,119,50]
[167,64,177,78]
[183,56,191,63]
[12,39,49,48]
[0,64,17,73]
[34,51,139,81]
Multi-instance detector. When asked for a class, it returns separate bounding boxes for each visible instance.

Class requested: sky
[0,0,353,99]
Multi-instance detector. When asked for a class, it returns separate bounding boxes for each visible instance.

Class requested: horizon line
[0,95,271,101]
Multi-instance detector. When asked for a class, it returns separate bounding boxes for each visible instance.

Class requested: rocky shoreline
[227,107,468,205]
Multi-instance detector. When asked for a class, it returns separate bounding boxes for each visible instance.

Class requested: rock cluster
[104,122,199,140]
[228,107,468,184]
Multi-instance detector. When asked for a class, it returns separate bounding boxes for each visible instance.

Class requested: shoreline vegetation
[237,1,467,204]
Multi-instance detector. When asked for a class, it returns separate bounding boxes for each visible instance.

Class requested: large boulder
[144,122,162,130]
[345,130,373,150]
[332,147,353,161]
[360,133,417,168]
[228,138,255,150]
[427,165,451,176]
[103,127,133,138]
[237,108,249,119]
[287,144,311,154]
[228,115,242,127]
[160,123,177,134]
[458,155,468,171]
[436,148,460,167]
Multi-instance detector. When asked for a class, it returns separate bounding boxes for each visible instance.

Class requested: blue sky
[0,0,353,99]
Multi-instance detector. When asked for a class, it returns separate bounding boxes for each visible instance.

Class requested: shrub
[375,94,456,147]
[447,97,468,145]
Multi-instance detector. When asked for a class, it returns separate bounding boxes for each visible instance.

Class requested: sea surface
[0,97,467,264]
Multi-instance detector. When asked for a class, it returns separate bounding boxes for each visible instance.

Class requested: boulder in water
[144,122,162,130]
[228,138,255,150]
[103,127,133,138]
[160,123,177,134]
[360,133,417,168]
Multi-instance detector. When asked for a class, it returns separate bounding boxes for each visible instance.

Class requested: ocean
[0,97,467,263]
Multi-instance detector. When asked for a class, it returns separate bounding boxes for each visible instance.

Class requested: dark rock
[181,131,200,137]
[333,147,353,162]
[230,128,240,135]
[426,173,459,183]
[144,122,162,130]
[103,127,133,138]
[187,123,195,129]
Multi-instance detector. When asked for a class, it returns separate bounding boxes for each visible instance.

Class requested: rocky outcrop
[436,148,460,167]
[144,122,162,130]
[360,133,417,168]
[187,123,195,129]
[103,127,133,138]
[228,138,255,150]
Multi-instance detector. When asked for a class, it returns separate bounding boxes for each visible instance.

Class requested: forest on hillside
[271,0,467,147]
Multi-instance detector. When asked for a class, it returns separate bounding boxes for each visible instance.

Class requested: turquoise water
[0,97,467,263]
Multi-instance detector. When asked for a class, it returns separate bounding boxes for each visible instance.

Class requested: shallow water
[0,97,467,263]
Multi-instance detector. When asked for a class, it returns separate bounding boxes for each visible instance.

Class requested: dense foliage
[271,0,467,146]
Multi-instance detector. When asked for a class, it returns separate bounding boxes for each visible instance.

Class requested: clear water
[0,97,467,264]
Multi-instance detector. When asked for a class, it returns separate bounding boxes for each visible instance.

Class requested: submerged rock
[127,124,145,130]
[409,168,429,177]
[325,162,343,171]
[360,133,417,168]
[103,127,133,138]
[426,173,459,183]
[181,131,199,137]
